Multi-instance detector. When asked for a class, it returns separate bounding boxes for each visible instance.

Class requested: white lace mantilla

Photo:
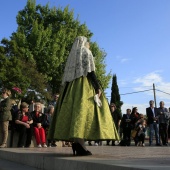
[62,36,95,85]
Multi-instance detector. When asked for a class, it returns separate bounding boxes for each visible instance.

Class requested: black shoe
[88,141,92,146]
[163,143,169,146]
[84,150,92,156]
[156,143,162,146]
[72,143,77,155]
[51,143,57,147]
[72,143,92,156]
[18,145,24,148]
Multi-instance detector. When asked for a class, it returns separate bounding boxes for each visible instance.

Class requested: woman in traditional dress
[48,36,119,156]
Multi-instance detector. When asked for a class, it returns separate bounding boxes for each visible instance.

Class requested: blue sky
[1,0,170,114]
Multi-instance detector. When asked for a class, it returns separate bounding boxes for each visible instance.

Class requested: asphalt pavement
[0,158,39,170]
[0,140,170,170]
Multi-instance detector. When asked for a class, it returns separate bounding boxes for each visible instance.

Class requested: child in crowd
[45,105,57,147]
[135,115,146,147]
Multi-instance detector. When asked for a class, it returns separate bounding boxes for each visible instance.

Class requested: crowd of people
[0,36,170,157]
[1,87,170,150]
[0,88,60,148]
[95,100,170,147]
[1,87,169,149]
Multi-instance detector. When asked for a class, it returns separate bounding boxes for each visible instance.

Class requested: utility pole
[153,83,157,108]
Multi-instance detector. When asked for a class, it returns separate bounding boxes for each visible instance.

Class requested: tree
[0,0,112,101]
[110,74,123,113]
[0,45,48,101]
[14,0,94,93]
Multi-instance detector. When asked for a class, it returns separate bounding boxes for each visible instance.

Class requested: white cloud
[115,55,131,63]
[133,71,170,101]
[106,71,170,114]
[133,72,162,86]
[120,58,130,63]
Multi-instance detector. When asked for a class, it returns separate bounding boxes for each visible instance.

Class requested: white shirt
[151,107,155,117]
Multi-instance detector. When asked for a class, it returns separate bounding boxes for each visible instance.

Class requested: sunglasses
[2,92,5,94]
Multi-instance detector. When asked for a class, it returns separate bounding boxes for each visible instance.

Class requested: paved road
[0,140,170,170]
[0,158,39,170]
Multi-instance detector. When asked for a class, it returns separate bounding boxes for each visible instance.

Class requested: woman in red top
[15,102,33,147]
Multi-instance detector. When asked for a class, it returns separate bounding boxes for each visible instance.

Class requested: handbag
[131,129,137,138]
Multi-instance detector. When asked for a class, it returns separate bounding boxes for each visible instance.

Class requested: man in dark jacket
[157,101,170,146]
[146,100,161,146]
[120,108,133,146]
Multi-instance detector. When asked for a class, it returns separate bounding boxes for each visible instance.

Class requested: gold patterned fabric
[48,76,119,141]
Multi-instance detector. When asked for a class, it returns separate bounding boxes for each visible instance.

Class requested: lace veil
[62,36,95,85]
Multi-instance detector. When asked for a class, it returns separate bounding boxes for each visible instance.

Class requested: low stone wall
[6,130,62,148]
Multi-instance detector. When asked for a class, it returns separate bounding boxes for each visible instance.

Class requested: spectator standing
[131,107,140,128]
[120,109,133,146]
[15,102,33,147]
[31,102,47,148]
[157,101,170,146]
[45,105,57,147]
[130,107,140,145]
[0,88,12,148]
[107,103,122,146]
[49,93,59,107]
[146,100,161,146]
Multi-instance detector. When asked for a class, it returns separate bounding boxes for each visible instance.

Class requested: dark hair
[126,108,131,112]
[47,105,54,113]
[149,100,154,104]
[131,107,138,115]
[139,114,144,118]
[110,103,116,109]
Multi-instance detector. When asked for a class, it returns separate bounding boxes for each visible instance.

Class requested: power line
[156,89,170,96]
[106,89,153,97]
[120,89,153,95]
[106,88,170,97]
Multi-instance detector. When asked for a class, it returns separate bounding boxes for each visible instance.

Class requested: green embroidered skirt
[48,76,119,141]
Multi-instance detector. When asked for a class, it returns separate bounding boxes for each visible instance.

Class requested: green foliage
[13,0,93,93]
[0,46,48,100]
[0,0,112,102]
[90,42,112,90]
[110,74,123,112]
